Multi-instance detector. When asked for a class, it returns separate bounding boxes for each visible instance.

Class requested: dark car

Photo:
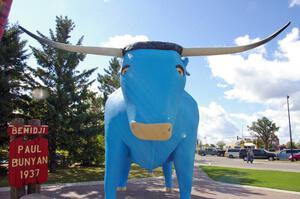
[216,149,226,157]
[289,152,300,161]
[239,148,276,161]
[198,148,218,156]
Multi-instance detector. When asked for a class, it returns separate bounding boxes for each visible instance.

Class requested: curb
[226,183,300,195]
[198,163,300,173]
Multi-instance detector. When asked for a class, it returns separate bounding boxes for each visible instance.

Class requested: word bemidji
[10,125,48,135]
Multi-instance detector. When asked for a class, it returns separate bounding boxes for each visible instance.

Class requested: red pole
[0,0,13,39]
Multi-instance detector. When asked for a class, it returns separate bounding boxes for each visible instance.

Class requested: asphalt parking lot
[196,154,300,172]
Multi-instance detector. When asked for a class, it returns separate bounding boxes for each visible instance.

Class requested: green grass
[201,165,300,192]
[0,164,163,187]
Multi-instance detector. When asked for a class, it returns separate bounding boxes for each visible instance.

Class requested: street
[196,154,300,172]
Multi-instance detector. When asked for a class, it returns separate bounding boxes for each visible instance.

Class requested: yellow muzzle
[130,122,172,141]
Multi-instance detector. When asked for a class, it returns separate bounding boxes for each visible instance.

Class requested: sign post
[27,119,42,194]
[8,118,49,198]
[9,118,26,199]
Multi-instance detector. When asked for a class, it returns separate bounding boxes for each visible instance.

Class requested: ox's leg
[104,136,129,199]
[173,138,196,199]
[163,161,173,192]
[117,157,131,191]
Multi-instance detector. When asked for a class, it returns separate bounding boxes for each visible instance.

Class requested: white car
[225,148,240,158]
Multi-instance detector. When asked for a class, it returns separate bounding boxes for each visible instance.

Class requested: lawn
[0,164,163,187]
[201,165,300,192]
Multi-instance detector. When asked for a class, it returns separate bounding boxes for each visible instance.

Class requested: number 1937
[20,169,40,179]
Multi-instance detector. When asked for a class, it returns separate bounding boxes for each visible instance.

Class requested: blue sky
[8,0,300,145]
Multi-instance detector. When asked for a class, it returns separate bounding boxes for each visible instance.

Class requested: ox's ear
[181,57,190,76]
[182,57,189,67]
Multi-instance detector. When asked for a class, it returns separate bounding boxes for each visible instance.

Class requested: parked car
[225,148,240,158]
[216,149,226,157]
[239,149,276,161]
[277,149,300,160]
[288,152,300,161]
[198,148,218,156]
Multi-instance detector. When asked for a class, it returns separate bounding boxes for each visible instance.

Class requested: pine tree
[0,25,34,147]
[97,57,121,106]
[66,92,104,166]
[30,16,97,171]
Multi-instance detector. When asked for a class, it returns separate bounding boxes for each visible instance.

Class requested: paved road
[196,155,300,172]
[1,165,300,199]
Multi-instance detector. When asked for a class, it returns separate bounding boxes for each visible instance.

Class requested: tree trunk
[264,140,269,150]
[48,128,57,173]
[49,151,57,173]
[48,140,57,173]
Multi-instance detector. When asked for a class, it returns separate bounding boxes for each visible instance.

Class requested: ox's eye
[121,65,130,75]
[176,65,184,76]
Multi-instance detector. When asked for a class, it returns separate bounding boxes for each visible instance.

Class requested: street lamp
[287,95,294,162]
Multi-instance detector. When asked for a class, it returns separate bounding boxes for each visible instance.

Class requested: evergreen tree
[97,57,121,106]
[65,91,104,166]
[0,25,34,147]
[30,16,97,171]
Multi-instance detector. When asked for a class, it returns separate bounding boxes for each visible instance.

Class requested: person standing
[246,147,254,164]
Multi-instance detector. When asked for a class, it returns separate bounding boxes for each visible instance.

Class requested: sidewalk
[1,166,300,198]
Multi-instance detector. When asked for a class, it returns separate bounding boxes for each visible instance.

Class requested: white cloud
[207,27,300,106]
[230,113,252,123]
[217,83,228,88]
[102,34,149,48]
[197,104,291,146]
[289,0,300,7]
[206,28,300,144]
[198,102,239,144]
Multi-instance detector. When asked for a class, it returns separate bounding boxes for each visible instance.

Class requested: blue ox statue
[20,22,289,198]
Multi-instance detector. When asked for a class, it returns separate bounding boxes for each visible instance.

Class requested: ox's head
[19,22,290,141]
[120,42,188,140]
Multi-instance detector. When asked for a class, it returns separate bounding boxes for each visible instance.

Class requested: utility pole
[287,95,294,162]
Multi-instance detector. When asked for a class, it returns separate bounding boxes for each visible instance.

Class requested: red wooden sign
[7,125,48,136]
[8,137,48,187]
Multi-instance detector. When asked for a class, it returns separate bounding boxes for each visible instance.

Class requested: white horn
[19,26,123,57]
[182,22,290,56]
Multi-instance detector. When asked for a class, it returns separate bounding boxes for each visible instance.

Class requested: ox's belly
[127,141,176,170]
